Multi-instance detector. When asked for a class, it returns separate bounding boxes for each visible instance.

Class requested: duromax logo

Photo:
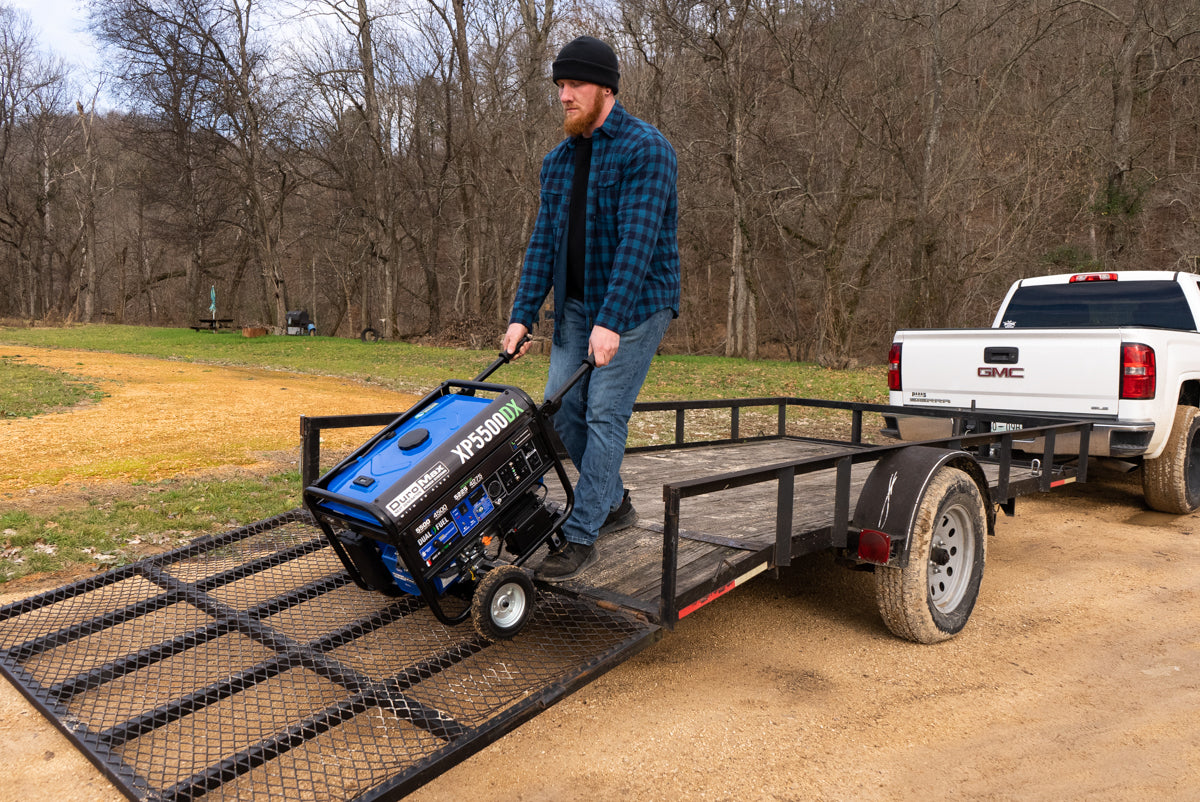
[385,462,450,518]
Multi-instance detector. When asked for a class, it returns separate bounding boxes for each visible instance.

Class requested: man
[502,35,680,581]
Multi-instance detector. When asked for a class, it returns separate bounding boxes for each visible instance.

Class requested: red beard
[563,90,605,137]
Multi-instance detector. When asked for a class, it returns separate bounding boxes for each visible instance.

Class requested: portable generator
[303,347,591,640]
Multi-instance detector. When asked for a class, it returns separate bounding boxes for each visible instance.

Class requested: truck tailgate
[897,328,1124,416]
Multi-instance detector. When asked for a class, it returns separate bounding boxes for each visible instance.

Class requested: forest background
[1,0,1198,366]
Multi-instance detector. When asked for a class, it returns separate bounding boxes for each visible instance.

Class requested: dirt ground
[1,347,1197,801]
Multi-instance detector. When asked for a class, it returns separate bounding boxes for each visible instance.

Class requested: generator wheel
[1142,405,1200,514]
[472,566,535,641]
[875,466,986,644]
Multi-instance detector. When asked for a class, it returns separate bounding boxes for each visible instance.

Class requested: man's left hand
[589,326,620,367]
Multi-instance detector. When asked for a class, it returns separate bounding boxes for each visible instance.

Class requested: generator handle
[541,356,596,416]
[473,333,533,383]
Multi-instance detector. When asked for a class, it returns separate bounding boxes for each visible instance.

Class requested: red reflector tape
[677,562,769,619]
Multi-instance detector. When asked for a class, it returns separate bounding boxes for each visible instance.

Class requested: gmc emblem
[978,366,1024,378]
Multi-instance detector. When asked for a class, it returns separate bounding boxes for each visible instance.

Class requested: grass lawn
[0,324,888,584]
[0,323,887,402]
[0,355,106,418]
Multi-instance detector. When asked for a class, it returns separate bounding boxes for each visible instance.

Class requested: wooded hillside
[1,0,1197,363]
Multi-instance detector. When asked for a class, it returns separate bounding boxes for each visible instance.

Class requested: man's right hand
[502,323,531,360]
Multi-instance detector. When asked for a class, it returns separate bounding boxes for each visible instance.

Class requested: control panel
[402,436,549,571]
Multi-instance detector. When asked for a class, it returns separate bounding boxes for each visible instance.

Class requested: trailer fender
[852,446,994,568]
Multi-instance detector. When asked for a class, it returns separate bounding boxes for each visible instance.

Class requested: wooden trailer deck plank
[556,440,869,605]
[557,439,1038,611]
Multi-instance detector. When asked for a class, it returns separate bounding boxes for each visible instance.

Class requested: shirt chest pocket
[541,178,571,232]
[593,170,622,217]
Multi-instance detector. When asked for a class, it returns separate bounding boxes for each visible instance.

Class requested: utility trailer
[301,395,1095,645]
[0,397,1094,801]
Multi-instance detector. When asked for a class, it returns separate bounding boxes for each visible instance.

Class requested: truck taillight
[887,343,902,391]
[1069,272,1118,282]
[1120,343,1155,400]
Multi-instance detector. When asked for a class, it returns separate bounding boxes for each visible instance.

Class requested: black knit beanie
[552,36,620,94]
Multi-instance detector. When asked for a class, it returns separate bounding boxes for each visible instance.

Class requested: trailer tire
[875,467,986,644]
[1142,405,1200,514]
[472,566,535,641]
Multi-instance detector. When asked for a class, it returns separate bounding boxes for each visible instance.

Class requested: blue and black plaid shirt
[510,101,680,341]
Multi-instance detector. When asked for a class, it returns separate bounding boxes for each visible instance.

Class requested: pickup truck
[886,270,1200,513]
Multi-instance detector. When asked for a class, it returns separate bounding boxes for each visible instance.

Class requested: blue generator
[304,349,590,640]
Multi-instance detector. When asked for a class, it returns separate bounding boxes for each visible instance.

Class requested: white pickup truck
[886,270,1200,513]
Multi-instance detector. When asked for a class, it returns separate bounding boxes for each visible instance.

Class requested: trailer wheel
[875,467,986,644]
[472,566,535,641]
[1142,405,1200,514]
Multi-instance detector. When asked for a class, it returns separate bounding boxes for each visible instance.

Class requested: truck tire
[471,566,535,641]
[875,467,986,644]
[1142,405,1200,514]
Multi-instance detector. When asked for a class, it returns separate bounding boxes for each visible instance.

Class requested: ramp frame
[0,510,659,801]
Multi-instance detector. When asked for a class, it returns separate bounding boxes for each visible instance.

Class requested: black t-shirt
[566,136,592,301]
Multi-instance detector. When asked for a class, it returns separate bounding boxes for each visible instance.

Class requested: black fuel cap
[396,427,430,452]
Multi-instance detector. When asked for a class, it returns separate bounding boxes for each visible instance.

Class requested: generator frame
[302,354,592,632]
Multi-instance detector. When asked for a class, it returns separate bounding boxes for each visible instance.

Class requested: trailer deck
[545,434,1043,622]
[0,398,1090,801]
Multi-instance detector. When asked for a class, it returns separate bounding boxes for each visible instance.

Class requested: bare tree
[91,0,225,322]
[653,0,772,359]
[73,99,100,321]
[474,0,557,327]
[0,5,70,318]
[425,0,485,319]
[1079,0,1200,261]
[202,0,293,326]
[289,0,407,336]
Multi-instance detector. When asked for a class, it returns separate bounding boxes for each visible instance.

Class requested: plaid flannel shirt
[510,101,680,341]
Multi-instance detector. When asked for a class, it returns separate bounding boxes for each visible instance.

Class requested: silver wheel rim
[490,582,527,629]
[927,503,976,614]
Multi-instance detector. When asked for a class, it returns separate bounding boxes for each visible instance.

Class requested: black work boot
[599,491,636,536]
[536,542,597,581]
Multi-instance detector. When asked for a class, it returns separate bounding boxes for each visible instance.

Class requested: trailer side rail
[640,400,1093,626]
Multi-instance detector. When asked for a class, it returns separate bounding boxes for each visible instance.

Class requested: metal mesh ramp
[0,510,659,801]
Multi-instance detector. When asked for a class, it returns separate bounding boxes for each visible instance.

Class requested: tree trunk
[448,0,481,317]
[1103,14,1147,259]
[724,28,757,360]
[75,102,98,322]
[37,136,52,319]
[907,0,945,328]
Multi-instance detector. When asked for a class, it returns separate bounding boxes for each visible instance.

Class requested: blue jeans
[546,299,672,547]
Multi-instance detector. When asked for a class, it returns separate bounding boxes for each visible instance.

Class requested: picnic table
[190,318,234,331]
